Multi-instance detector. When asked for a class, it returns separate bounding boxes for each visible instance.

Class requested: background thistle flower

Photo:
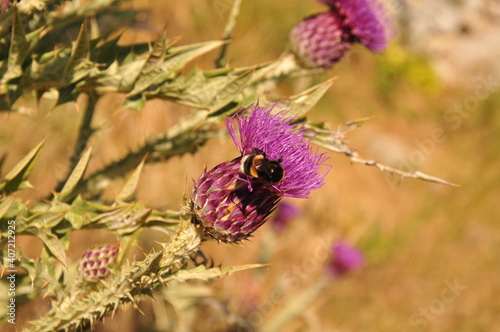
[79,243,119,282]
[326,240,364,278]
[270,201,300,233]
[290,0,392,68]
[191,103,330,243]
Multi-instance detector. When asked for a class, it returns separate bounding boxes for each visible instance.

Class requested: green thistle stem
[215,0,242,68]
[23,220,201,332]
[262,277,328,332]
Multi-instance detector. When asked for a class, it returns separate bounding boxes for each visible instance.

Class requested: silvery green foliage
[0,1,454,331]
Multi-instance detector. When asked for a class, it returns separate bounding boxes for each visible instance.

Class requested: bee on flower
[191,103,330,243]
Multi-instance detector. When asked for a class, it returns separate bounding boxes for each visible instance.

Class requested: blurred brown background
[1,0,499,331]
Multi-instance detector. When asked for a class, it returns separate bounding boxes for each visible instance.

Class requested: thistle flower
[270,201,300,233]
[191,103,329,243]
[289,0,392,69]
[326,240,364,278]
[79,243,119,282]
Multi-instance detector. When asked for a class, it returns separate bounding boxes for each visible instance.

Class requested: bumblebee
[240,149,285,185]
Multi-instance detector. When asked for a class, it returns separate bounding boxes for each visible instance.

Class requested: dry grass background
[1,0,499,331]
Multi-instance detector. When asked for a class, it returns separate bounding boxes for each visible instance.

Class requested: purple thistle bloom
[79,242,119,282]
[329,0,392,52]
[326,240,364,278]
[226,103,329,199]
[290,0,392,69]
[270,201,300,233]
[191,103,329,243]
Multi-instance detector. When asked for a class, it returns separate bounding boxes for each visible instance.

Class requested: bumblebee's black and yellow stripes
[240,151,284,185]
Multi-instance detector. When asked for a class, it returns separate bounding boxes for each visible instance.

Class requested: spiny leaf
[17,249,40,287]
[3,6,29,83]
[271,77,337,117]
[126,28,174,97]
[208,69,253,113]
[0,197,14,220]
[0,139,45,194]
[62,21,93,85]
[0,4,15,39]
[116,156,146,202]
[171,263,267,282]
[58,147,92,201]
[65,196,95,230]
[165,40,225,74]
[123,40,225,110]
[28,48,72,86]
[28,228,68,267]
[157,68,211,107]
[92,204,151,235]
[24,211,67,231]
[118,58,148,92]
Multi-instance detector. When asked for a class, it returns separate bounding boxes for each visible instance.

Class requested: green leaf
[28,227,68,267]
[171,264,267,282]
[271,77,336,117]
[123,40,225,109]
[208,69,253,113]
[0,197,14,220]
[122,93,146,111]
[17,249,41,287]
[62,21,93,85]
[92,204,151,235]
[125,28,174,98]
[116,157,145,202]
[0,5,15,39]
[157,69,214,107]
[165,40,225,73]
[118,58,147,92]
[27,49,72,87]
[86,60,121,91]
[65,196,94,230]
[58,148,92,201]
[25,211,67,230]
[2,7,29,83]
[0,139,45,194]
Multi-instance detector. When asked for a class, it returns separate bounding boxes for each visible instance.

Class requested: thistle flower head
[290,0,392,69]
[326,240,364,278]
[226,103,329,199]
[191,103,329,243]
[326,0,392,52]
[78,243,119,282]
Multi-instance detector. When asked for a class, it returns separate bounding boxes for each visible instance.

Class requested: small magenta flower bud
[290,0,392,69]
[79,242,119,282]
[325,240,364,278]
[191,103,330,243]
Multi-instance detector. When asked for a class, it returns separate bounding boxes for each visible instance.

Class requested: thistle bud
[290,0,392,69]
[79,242,119,282]
[191,103,330,243]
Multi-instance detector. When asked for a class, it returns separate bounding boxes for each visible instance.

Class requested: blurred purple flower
[191,103,330,243]
[1,0,12,12]
[79,242,119,282]
[290,0,393,69]
[270,201,300,233]
[326,240,364,278]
